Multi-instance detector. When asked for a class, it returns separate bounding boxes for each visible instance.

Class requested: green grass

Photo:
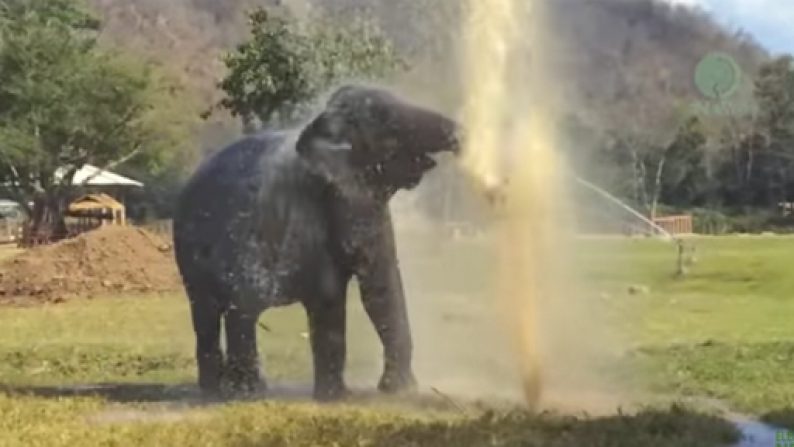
[575,237,794,415]
[4,233,794,444]
[0,395,739,447]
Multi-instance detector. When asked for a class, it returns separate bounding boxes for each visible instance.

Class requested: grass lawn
[588,236,794,419]
[1,231,793,445]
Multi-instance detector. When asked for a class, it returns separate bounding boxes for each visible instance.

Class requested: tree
[659,117,708,208]
[0,0,190,239]
[750,56,794,209]
[216,7,404,129]
[706,56,794,210]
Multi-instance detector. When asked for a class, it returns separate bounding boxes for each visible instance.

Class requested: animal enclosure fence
[143,220,172,240]
[652,215,694,235]
[0,220,22,244]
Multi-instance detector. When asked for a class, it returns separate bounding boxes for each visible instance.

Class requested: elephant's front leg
[357,238,417,394]
[189,298,224,395]
[224,308,264,394]
[305,268,350,401]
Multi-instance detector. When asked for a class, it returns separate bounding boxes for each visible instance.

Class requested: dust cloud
[391,0,635,414]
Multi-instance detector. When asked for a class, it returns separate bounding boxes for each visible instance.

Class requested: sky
[669,0,794,54]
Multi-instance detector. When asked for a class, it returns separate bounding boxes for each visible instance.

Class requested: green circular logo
[695,52,742,100]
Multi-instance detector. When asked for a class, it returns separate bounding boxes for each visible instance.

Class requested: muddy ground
[0,226,180,304]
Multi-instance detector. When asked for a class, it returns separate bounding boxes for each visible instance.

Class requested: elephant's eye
[383,138,399,148]
[368,103,392,123]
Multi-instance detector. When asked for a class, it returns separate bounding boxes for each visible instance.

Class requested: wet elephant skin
[173,85,460,401]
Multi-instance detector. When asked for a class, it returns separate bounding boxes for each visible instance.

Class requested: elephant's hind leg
[188,294,224,395]
[224,308,264,394]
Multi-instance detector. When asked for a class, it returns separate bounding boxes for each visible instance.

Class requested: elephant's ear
[296,112,352,158]
[296,112,358,187]
[297,86,391,165]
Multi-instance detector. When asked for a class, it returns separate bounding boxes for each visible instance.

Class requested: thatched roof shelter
[67,193,126,226]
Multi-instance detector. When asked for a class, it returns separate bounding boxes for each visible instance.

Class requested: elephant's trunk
[429,119,463,156]
[446,124,464,156]
[427,118,462,156]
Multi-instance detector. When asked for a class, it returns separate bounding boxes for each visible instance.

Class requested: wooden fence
[0,220,22,244]
[143,220,173,240]
[652,214,694,236]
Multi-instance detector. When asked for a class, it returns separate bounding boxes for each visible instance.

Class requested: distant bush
[686,208,794,235]
[691,209,732,235]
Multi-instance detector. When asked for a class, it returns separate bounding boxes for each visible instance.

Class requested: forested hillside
[80,0,794,230]
[84,0,764,113]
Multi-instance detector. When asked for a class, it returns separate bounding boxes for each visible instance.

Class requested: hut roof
[55,164,143,187]
[68,193,124,212]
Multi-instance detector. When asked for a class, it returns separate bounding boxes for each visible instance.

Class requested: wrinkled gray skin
[173,86,460,401]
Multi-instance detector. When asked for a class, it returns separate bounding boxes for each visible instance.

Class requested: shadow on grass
[221,404,742,447]
[0,383,743,446]
[0,382,206,404]
[0,381,475,412]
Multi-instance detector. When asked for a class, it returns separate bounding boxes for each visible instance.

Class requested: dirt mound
[0,226,182,304]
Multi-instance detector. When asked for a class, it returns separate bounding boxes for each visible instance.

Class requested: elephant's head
[297,85,461,199]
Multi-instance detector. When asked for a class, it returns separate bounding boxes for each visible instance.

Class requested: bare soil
[0,226,181,304]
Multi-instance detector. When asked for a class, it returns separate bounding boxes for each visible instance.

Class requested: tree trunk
[26,191,69,244]
[650,154,667,220]
[631,148,648,210]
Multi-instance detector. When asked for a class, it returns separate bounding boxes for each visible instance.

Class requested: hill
[84,0,767,116]
[80,0,773,223]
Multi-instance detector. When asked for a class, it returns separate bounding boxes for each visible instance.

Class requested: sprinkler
[571,176,696,278]
[472,172,694,278]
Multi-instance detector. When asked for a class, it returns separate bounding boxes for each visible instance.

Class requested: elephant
[172,85,460,401]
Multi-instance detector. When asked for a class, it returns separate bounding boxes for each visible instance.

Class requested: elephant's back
[179,132,288,204]
[175,132,299,230]
[173,131,330,307]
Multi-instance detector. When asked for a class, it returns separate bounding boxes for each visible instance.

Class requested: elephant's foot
[197,355,224,398]
[313,380,350,402]
[198,386,225,403]
[222,361,266,397]
[198,375,223,394]
[378,368,417,394]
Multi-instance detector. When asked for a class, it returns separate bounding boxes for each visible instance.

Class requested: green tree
[216,7,403,129]
[660,117,709,208]
[0,0,191,239]
[751,55,794,208]
[709,56,794,210]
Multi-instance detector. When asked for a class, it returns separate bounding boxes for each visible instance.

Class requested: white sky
[667,0,794,54]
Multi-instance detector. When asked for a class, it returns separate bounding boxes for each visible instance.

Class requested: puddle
[730,414,783,447]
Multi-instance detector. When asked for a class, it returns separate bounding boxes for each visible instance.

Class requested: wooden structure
[17,166,143,247]
[652,214,694,235]
[65,193,127,234]
[0,219,23,244]
[0,200,25,244]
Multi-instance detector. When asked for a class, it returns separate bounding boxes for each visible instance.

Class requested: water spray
[460,0,566,408]
[572,177,674,241]
[476,173,676,242]
[479,171,693,279]
[571,176,697,278]
[457,0,696,410]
